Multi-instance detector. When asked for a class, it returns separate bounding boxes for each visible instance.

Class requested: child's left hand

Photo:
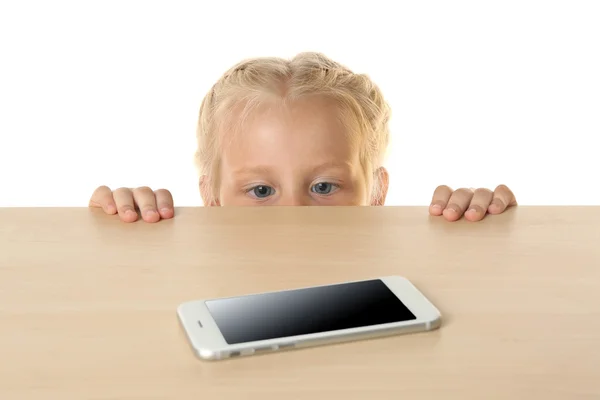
[429,185,517,222]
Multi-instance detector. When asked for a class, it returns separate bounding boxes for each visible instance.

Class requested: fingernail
[492,199,505,208]
[144,209,157,216]
[447,205,458,213]
[431,204,442,211]
[467,207,477,214]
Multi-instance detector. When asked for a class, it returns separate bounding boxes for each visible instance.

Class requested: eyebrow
[309,161,353,175]
[231,165,274,178]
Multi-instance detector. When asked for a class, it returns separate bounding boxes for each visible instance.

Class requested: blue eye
[249,185,275,198]
[311,182,337,195]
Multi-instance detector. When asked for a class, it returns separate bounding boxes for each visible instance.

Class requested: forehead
[221,96,359,168]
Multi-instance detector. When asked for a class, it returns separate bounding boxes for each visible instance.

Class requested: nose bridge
[278,188,310,206]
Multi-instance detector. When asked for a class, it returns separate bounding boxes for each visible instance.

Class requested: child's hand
[89,186,174,223]
[429,185,516,222]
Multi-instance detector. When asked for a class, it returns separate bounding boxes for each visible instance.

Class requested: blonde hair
[195,52,391,203]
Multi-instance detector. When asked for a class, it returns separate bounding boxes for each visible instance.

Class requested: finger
[89,186,117,215]
[154,189,174,219]
[113,187,138,223]
[443,188,474,222]
[488,185,517,214]
[132,186,160,223]
[464,188,493,222]
[429,185,453,216]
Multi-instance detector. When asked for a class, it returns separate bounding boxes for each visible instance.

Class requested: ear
[370,167,389,206]
[199,176,220,206]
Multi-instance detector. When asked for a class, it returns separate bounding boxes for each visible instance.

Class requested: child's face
[210,97,384,206]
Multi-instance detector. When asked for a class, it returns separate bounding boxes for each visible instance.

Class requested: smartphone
[177,276,441,361]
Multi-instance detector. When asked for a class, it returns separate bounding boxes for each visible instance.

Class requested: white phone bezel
[177,276,441,360]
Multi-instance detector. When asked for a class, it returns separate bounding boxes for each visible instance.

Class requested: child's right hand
[89,186,174,223]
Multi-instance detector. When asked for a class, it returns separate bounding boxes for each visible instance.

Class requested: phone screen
[205,279,416,344]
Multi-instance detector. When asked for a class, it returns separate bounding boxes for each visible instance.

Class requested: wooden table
[1,206,599,399]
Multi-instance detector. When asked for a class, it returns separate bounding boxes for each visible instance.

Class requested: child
[89,52,516,223]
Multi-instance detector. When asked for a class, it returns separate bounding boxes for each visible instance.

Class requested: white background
[1,0,598,207]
